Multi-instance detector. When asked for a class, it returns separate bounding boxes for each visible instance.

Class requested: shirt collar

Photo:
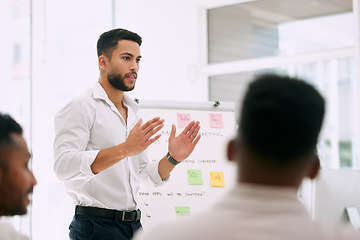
[92,82,108,101]
[123,93,139,112]
[92,82,139,112]
[226,182,300,203]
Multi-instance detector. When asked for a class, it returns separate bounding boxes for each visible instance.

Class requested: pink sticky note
[177,113,191,128]
[209,113,224,128]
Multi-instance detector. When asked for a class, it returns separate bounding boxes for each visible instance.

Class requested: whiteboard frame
[137,99,235,112]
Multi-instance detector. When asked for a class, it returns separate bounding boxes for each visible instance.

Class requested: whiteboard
[137,100,237,229]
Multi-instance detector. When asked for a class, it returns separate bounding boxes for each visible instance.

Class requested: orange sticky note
[209,171,225,187]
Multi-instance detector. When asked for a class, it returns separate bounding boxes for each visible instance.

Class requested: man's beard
[107,72,136,92]
[0,179,32,216]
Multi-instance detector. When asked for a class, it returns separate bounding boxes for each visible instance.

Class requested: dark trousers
[69,214,142,240]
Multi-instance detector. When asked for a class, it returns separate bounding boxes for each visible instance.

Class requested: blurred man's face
[0,133,36,216]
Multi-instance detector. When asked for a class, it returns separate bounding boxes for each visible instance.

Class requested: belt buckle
[136,209,141,221]
[121,210,127,221]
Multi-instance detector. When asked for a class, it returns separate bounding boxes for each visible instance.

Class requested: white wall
[114,0,207,102]
[30,1,210,239]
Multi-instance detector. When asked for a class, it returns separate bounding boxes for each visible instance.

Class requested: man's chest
[87,106,137,149]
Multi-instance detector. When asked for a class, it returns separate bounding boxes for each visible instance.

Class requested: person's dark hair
[0,113,23,168]
[97,28,142,60]
[239,74,325,163]
[0,113,23,147]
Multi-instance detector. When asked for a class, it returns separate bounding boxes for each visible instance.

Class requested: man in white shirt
[133,74,360,240]
[0,113,37,240]
[53,28,201,240]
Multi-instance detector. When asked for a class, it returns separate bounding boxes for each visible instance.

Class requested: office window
[339,141,352,168]
[208,57,355,169]
[207,0,353,64]
[205,0,355,169]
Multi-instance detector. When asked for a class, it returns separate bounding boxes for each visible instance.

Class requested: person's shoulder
[309,221,360,240]
[0,221,30,240]
[55,88,96,116]
[133,220,182,240]
[133,214,212,240]
[69,88,95,106]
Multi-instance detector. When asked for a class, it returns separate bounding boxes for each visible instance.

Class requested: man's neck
[98,78,124,108]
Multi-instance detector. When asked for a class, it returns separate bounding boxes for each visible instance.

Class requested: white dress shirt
[133,183,360,240]
[0,222,29,240]
[54,83,164,211]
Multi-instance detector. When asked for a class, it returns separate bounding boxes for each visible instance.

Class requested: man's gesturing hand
[123,117,164,157]
[168,121,201,163]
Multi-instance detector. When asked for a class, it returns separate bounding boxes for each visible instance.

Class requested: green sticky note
[187,169,203,185]
[175,206,190,217]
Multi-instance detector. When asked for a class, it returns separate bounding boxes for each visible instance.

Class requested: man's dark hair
[97,28,142,59]
[0,113,23,168]
[239,74,325,163]
[0,113,23,147]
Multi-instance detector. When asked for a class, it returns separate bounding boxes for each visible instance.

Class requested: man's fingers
[190,124,201,140]
[134,119,143,129]
[141,117,161,130]
[187,122,196,135]
[192,135,201,146]
[188,121,200,135]
[170,124,176,140]
[145,123,164,139]
[148,134,161,145]
[143,119,164,135]
[181,121,195,135]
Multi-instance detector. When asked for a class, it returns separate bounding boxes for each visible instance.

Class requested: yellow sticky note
[209,171,225,187]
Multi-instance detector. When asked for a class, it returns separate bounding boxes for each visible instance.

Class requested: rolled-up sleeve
[53,99,98,181]
[138,150,169,187]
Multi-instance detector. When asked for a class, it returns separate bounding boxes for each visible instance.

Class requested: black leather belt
[75,206,141,221]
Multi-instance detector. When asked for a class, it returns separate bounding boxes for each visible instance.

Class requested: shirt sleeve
[137,144,169,187]
[53,98,98,181]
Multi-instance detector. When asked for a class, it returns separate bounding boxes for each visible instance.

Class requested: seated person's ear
[227,139,236,162]
[306,154,320,180]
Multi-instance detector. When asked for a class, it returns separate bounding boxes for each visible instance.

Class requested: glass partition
[209,58,356,169]
[208,0,353,64]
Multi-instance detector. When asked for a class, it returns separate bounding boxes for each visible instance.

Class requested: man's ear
[227,139,236,162]
[306,155,320,180]
[98,55,108,70]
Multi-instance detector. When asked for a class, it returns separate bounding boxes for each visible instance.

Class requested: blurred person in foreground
[133,74,360,240]
[0,113,37,240]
